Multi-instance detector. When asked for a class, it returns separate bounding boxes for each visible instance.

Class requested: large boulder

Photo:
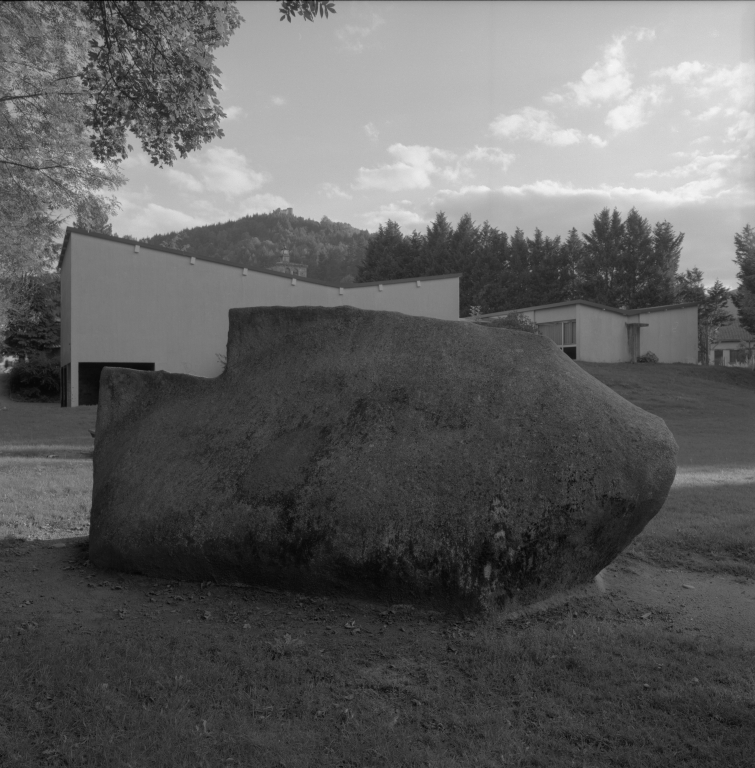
[90,306,677,610]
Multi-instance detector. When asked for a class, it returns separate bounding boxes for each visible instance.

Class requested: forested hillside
[141,209,370,285]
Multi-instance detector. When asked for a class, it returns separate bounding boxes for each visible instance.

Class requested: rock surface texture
[90,306,677,610]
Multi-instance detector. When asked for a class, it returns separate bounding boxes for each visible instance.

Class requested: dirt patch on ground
[601,554,755,648]
[2,537,753,648]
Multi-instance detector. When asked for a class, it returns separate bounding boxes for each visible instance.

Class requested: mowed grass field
[580,363,755,580]
[1,363,754,768]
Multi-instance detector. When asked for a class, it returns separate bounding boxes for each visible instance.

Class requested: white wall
[636,306,698,364]
[576,305,628,363]
[61,233,459,406]
[533,305,577,323]
[465,301,698,364]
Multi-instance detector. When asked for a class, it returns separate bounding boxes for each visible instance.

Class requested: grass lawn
[1,363,753,767]
[580,363,755,579]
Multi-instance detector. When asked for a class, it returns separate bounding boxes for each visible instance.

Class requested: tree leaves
[0,2,123,276]
[732,224,755,335]
[279,1,336,23]
[80,1,243,167]
[1,272,60,357]
[356,209,693,317]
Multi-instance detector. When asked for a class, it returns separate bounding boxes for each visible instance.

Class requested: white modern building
[58,229,460,406]
[466,300,699,364]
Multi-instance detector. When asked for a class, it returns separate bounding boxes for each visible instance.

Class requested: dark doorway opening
[78,362,155,406]
[60,363,70,407]
[562,346,577,359]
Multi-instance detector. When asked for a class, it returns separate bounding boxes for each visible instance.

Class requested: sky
[110,1,755,288]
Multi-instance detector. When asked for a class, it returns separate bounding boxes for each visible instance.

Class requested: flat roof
[463,298,698,320]
[58,228,461,289]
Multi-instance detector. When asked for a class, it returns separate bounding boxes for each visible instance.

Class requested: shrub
[8,355,60,401]
[637,351,659,363]
[474,313,540,334]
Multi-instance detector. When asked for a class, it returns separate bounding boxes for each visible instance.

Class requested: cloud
[654,60,754,105]
[110,145,288,239]
[435,176,733,207]
[633,27,656,43]
[544,28,655,107]
[653,60,755,142]
[635,151,738,180]
[653,60,707,85]
[238,193,291,215]
[184,147,268,197]
[605,85,663,132]
[336,13,384,52]
[354,144,455,191]
[222,105,243,121]
[113,188,291,239]
[135,146,269,199]
[364,122,379,141]
[354,143,516,193]
[361,202,426,231]
[697,61,755,109]
[271,96,286,107]
[164,168,204,194]
[320,182,352,199]
[551,30,649,106]
[462,146,515,169]
[490,107,606,147]
[696,106,721,121]
[113,199,204,237]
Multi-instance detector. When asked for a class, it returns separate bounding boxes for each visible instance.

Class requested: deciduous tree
[1,272,60,359]
[0,2,123,276]
[3,1,330,275]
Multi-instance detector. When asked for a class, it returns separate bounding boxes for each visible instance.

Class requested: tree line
[357,209,755,358]
[358,207,688,314]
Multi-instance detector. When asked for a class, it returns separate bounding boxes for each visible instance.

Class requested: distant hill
[140,209,369,285]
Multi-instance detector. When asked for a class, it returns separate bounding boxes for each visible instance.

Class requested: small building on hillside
[59,229,460,407]
[269,249,308,278]
[465,300,698,364]
[710,300,754,366]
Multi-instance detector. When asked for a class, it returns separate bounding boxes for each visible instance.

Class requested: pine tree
[449,213,481,312]
[732,224,755,335]
[556,228,582,302]
[472,225,509,315]
[506,228,532,308]
[421,212,455,276]
[652,220,684,302]
[579,208,625,306]
[356,220,409,282]
[528,228,563,306]
[675,268,706,305]
[700,280,734,364]
[621,207,662,308]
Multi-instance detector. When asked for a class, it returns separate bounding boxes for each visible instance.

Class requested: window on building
[539,321,577,358]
